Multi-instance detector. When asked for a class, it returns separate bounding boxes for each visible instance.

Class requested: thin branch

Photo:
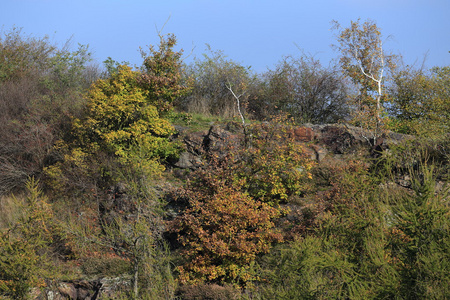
[350,31,383,84]
[181,42,196,62]
[226,81,246,127]
[155,15,172,39]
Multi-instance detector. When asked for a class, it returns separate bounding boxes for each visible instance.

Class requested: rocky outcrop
[174,124,243,169]
[174,123,413,169]
[32,277,130,300]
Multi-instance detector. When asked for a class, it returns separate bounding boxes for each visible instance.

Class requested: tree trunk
[133,258,139,299]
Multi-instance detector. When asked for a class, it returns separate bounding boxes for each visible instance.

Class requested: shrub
[253,159,401,299]
[255,55,349,123]
[72,64,179,175]
[170,117,315,286]
[388,66,450,138]
[0,178,66,299]
[0,28,96,194]
[388,165,450,299]
[236,119,315,205]
[139,33,192,112]
[170,176,282,286]
[254,155,450,299]
[178,46,255,118]
[48,34,189,190]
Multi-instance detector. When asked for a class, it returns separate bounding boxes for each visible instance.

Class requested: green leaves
[0,27,55,81]
[70,64,180,179]
[67,34,190,179]
[389,66,450,137]
[235,121,315,205]
[180,45,254,118]
[0,178,63,299]
[253,156,449,299]
[139,33,192,110]
[332,19,397,140]
[260,55,349,124]
[388,165,450,298]
[170,118,316,286]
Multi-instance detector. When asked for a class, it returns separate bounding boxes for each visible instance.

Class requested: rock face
[308,124,413,154]
[174,151,202,169]
[174,123,413,169]
[319,125,360,154]
[175,124,243,169]
[292,126,316,142]
[32,277,130,300]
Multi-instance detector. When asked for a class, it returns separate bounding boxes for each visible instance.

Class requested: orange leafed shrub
[170,116,315,286]
[170,169,282,285]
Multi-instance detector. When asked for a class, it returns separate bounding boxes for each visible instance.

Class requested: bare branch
[226,81,246,126]
[155,15,172,39]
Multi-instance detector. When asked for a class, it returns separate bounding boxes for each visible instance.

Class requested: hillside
[0,26,448,300]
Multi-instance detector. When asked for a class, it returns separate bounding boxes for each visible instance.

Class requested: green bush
[0,178,65,299]
[388,165,450,299]
[71,64,179,177]
[253,157,450,299]
[256,55,349,123]
[389,66,450,138]
[179,45,255,118]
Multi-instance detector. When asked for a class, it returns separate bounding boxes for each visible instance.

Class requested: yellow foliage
[69,65,180,178]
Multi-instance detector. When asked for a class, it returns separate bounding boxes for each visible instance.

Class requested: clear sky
[1,0,449,73]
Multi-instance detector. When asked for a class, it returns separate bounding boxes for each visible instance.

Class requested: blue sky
[1,0,449,73]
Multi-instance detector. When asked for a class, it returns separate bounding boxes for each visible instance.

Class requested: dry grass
[0,193,27,229]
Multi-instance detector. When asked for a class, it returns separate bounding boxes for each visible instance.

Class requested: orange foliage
[170,117,315,286]
[170,178,282,285]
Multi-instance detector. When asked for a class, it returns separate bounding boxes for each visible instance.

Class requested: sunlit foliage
[389,66,450,137]
[179,45,254,118]
[0,179,65,299]
[257,55,349,123]
[332,19,397,142]
[170,117,315,286]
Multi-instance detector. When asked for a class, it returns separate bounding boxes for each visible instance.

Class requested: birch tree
[332,19,396,143]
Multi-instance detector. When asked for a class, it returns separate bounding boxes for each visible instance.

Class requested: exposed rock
[100,183,135,225]
[292,126,316,142]
[174,123,413,170]
[435,180,447,193]
[203,125,241,153]
[97,277,130,299]
[397,176,412,188]
[57,282,77,299]
[174,151,202,169]
[310,144,328,162]
[299,124,414,155]
[317,125,362,154]
[183,130,207,156]
[302,147,317,161]
[33,277,130,300]
[103,183,132,213]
